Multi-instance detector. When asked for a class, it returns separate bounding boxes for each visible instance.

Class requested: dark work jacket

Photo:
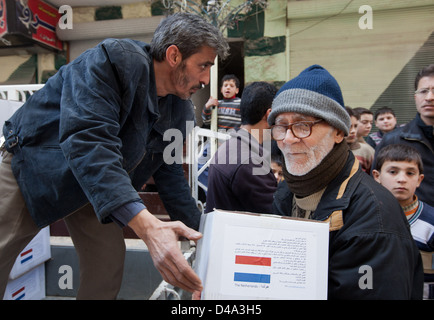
[206,129,277,214]
[273,152,424,299]
[2,39,201,229]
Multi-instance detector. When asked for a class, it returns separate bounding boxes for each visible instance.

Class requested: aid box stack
[194,210,329,300]
[3,227,51,300]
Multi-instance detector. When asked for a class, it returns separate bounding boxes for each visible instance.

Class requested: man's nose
[282,128,301,144]
[425,88,434,100]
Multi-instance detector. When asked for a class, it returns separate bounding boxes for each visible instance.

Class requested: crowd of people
[203,64,434,300]
[0,12,432,300]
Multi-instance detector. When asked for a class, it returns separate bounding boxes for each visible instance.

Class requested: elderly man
[0,13,229,299]
[270,65,423,299]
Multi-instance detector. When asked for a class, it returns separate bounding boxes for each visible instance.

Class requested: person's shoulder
[100,38,150,58]
[420,201,434,220]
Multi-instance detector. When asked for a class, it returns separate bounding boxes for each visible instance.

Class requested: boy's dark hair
[353,107,373,117]
[374,107,396,121]
[414,64,434,90]
[345,106,359,119]
[375,144,424,174]
[221,74,240,88]
[240,81,277,125]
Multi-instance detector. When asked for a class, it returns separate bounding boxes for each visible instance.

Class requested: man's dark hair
[414,64,434,90]
[150,12,229,62]
[240,82,277,125]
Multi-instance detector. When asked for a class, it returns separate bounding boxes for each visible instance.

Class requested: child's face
[372,160,424,206]
[220,80,239,99]
[345,116,358,144]
[375,113,397,133]
[271,161,284,183]
[357,113,373,137]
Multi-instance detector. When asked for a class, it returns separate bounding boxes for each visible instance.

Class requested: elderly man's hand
[128,209,203,293]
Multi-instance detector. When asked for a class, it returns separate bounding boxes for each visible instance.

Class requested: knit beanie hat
[268,64,351,136]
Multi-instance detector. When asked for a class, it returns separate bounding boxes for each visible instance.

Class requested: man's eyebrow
[201,60,215,66]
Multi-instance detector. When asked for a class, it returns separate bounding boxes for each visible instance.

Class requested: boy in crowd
[353,107,374,142]
[202,74,242,130]
[198,75,242,195]
[345,106,374,172]
[372,144,434,299]
[366,107,398,148]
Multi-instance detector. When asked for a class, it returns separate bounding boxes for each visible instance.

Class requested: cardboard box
[3,264,46,300]
[194,210,329,300]
[9,227,51,280]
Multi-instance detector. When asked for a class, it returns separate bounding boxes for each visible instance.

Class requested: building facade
[1,0,434,126]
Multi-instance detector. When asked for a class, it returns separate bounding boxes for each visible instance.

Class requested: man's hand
[128,209,203,293]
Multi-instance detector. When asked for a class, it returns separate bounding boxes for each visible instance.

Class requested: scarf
[283,141,349,197]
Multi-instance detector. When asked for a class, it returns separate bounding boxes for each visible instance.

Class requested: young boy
[366,107,398,148]
[372,144,434,299]
[271,140,284,183]
[353,107,374,142]
[345,107,374,173]
[198,74,242,196]
[202,74,241,130]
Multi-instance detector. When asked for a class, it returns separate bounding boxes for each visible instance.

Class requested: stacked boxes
[3,227,51,300]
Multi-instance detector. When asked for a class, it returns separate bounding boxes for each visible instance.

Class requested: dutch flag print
[19,249,33,264]
[233,255,271,284]
[12,287,26,300]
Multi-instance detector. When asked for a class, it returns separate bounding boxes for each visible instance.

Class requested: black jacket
[206,129,277,214]
[273,152,424,299]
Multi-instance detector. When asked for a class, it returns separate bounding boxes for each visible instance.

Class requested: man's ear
[334,129,345,144]
[262,108,272,122]
[166,45,181,67]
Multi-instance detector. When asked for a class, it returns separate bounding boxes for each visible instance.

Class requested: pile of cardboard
[3,227,51,300]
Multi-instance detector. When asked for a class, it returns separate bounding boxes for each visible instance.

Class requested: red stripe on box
[12,287,25,298]
[20,249,33,257]
[235,255,271,266]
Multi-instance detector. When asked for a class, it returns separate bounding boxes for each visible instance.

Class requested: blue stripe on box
[234,272,270,284]
[21,255,33,264]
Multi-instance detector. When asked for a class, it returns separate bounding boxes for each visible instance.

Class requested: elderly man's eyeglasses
[415,88,434,96]
[271,120,323,140]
